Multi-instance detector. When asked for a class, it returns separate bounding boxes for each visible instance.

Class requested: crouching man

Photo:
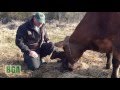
[15,12,54,70]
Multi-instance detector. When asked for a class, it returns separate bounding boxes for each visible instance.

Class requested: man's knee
[24,54,41,70]
[28,64,40,70]
[40,42,54,57]
[48,42,54,52]
[45,42,54,49]
[27,58,41,70]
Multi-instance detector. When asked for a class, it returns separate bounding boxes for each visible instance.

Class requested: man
[16,12,54,70]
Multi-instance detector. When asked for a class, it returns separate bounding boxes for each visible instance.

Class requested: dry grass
[0,21,116,78]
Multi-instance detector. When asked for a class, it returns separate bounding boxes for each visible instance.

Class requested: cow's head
[53,36,76,71]
[62,36,76,70]
[53,36,83,71]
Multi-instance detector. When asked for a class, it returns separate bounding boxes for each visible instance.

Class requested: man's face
[33,17,43,27]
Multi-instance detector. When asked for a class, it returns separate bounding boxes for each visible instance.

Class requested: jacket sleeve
[15,26,31,54]
[43,25,49,42]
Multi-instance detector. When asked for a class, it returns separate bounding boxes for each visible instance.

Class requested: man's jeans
[23,42,54,70]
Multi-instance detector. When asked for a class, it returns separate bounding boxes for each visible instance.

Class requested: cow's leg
[111,57,120,78]
[111,44,120,78]
[106,52,113,69]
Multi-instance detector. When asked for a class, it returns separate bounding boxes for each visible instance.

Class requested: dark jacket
[15,18,49,54]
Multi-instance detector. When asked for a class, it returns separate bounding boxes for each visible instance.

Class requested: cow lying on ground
[51,12,120,78]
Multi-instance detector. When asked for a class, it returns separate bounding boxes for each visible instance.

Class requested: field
[0,20,114,78]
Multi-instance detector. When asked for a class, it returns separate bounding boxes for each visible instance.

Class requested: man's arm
[15,26,31,54]
[43,25,49,43]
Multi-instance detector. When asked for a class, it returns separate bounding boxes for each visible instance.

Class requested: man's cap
[34,12,45,24]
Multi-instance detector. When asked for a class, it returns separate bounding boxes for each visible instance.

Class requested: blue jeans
[23,42,54,70]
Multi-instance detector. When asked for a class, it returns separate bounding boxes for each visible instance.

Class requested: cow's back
[70,12,120,45]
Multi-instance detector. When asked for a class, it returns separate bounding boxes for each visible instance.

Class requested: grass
[0,22,76,78]
[0,21,115,78]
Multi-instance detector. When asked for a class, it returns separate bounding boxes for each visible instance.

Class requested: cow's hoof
[111,74,119,78]
[105,64,112,69]
[59,66,73,73]
[106,66,110,69]
[111,76,119,78]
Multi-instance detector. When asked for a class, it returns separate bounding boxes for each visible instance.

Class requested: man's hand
[29,51,38,58]
[46,40,50,43]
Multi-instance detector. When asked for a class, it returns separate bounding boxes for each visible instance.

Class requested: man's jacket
[15,19,49,54]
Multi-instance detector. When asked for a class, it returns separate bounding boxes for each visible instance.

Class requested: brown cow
[51,37,112,72]
[54,12,120,78]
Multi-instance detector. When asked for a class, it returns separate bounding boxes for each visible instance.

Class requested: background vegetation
[0,12,85,22]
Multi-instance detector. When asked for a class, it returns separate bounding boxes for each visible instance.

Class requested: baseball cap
[34,12,45,24]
